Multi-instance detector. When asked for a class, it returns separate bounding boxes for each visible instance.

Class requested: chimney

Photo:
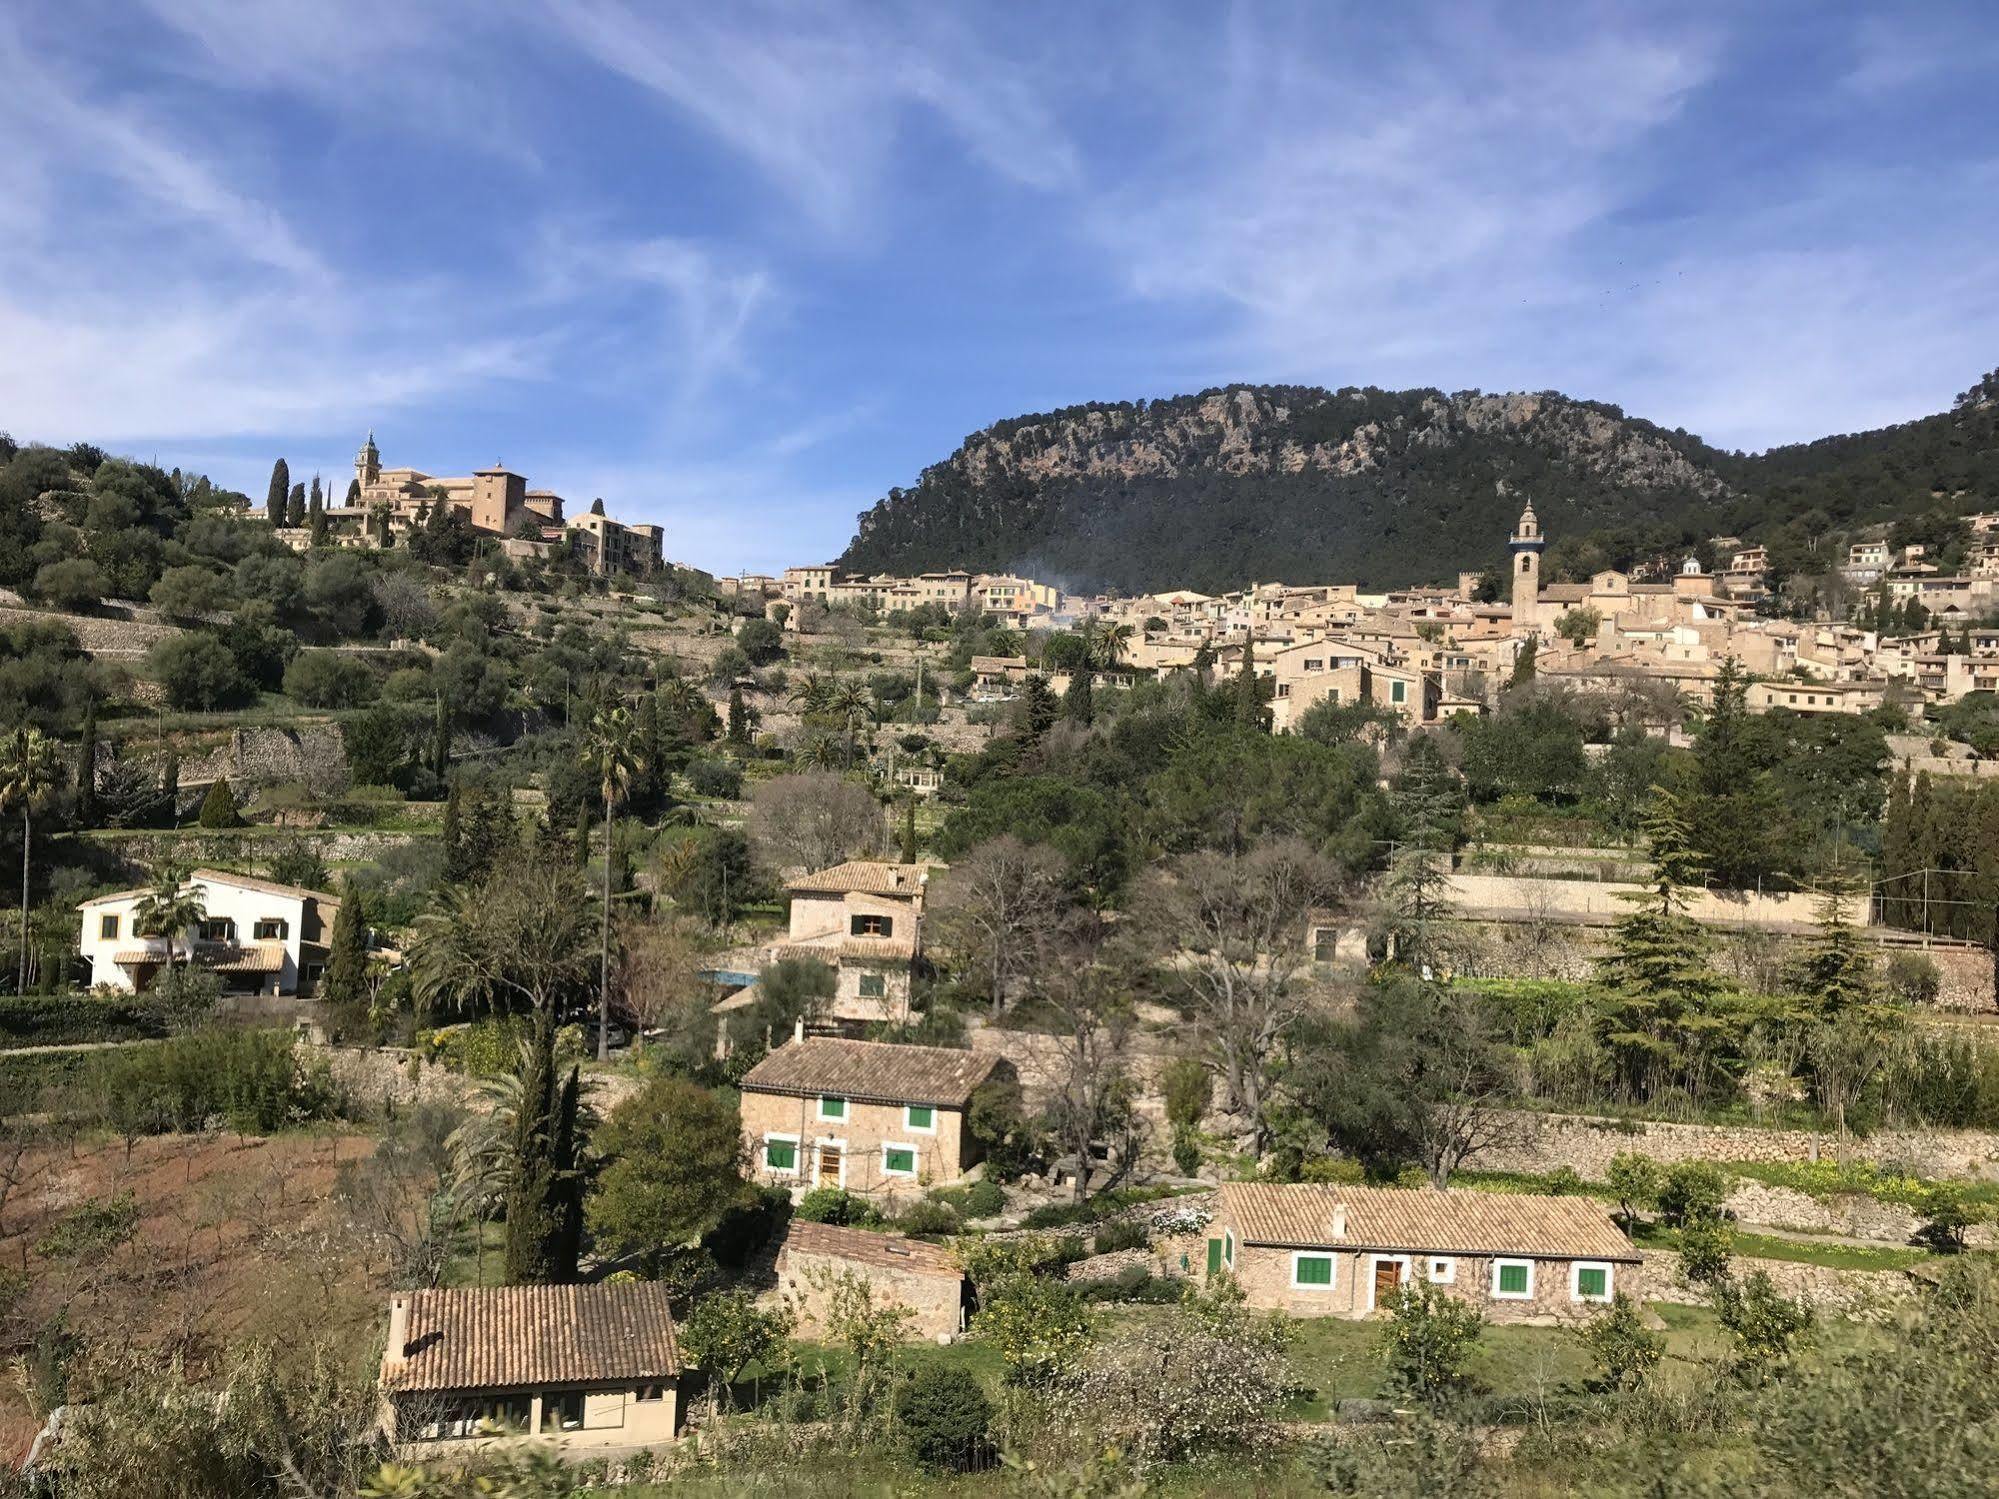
[792,1018,806,1045]
[387,1295,410,1362]
[1331,1205,1347,1239]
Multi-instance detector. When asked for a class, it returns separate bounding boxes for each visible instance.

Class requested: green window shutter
[885,1147,915,1173]
[860,974,886,999]
[907,1105,934,1129]
[1296,1256,1333,1286]
[1498,1263,1529,1295]
[820,1096,845,1118]
[766,1140,795,1170]
[1206,1238,1223,1275]
[1577,1267,1607,1298]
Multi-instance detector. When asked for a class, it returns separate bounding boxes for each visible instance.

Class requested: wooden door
[1373,1259,1403,1305]
[816,1144,842,1188]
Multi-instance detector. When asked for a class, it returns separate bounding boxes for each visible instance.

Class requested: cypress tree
[430,696,451,782]
[308,474,323,517]
[197,777,244,828]
[266,458,290,521]
[1510,635,1538,686]
[1019,674,1059,738]
[504,1019,563,1283]
[286,483,306,528]
[574,801,591,867]
[76,697,98,828]
[159,747,179,826]
[1232,636,1267,730]
[321,887,368,1006]
[1062,666,1094,725]
[345,477,361,505]
[900,793,918,864]
[727,687,749,744]
[441,782,466,881]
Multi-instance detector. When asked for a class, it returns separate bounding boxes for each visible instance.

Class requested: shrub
[1079,1266,1185,1304]
[1171,1124,1203,1177]
[895,1367,992,1472]
[796,1187,880,1227]
[1093,1219,1150,1255]
[1911,1181,1983,1253]
[149,633,250,710]
[1575,1293,1664,1389]
[1657,1160,1730,1225]
[1883,951,1943,1007]
[897,1199,962,1237]
[1544,1165,1584,1196]
[96,1027,336,1134]
[0,995,163,1049]
[1606,1152,1662,1228]
[1378,1279,1484,1403]
[971,1271,1094,1386]
[1162,1056,1212,1129]
[283,650,375,708]
[951,1179,1007,1219]
[736,618,785,666]
[34,558,109,612]
[1711,1269,1815,1381]
[197,778,244,828]
[685,757,743,799]
[1677,1216,1736,1286]
[150,565,232,620]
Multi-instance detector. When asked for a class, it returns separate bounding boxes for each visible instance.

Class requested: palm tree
[830,680,873,766]
[132,862,207,983]
[655,675,705,729]
[1094,622,1134,671]
[790,672,833,715]
[0,726,61,994]
[581,704,642,1060]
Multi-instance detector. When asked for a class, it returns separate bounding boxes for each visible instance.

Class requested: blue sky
[2,1,1995,575]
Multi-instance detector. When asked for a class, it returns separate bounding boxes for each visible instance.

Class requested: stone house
[378,1284,683,1456]
[76,868,341,996]
[740,1036,1006,1198]
[761,860,936,1028]
[1207,1183,1640,1323]
[772,1220,970,1340]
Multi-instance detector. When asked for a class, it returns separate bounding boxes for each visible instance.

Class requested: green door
[1206,1238,1223,1277]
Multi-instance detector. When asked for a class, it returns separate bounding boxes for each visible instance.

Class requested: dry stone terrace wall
[1644,1248,1916,1318]
[0,603,182,656]
[1482,1109,1999,1182]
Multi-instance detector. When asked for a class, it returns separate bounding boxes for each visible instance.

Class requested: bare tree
[746,771,884,874]
[1407,1007,1519,1186]
[927,835,1070,1015]
[1136,839,1341,1149]
[615,912,711,1054]
[1032,917,1142,1203]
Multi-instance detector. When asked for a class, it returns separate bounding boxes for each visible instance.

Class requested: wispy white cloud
[539,0,1079,230]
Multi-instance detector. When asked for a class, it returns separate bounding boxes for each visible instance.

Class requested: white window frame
[1570,1261,1614,1303]
[1390,679,1407,704]
[1491,1258,1535,1301]
[1426,1256,1456,1284]
[1366,1253,1413,1310]
[880,1141,920,1179]
[816,1095,848,1123]
[813,1138,848,1188]
[1289,1250,1336,1290]
[904,1104,938,1135]
[1223,1227,1236,1267]
[762,1132,801,1177]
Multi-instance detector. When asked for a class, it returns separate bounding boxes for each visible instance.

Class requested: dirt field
[0,1128,397,1460]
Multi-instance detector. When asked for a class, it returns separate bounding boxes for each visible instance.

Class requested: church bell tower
[1509,502,1545,625]
[355,430,381,497]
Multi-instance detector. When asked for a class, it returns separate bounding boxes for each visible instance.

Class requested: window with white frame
[881,1142,919,1177]
[1427,1256,1456,1284]
[817,1095,847,1121]
[763,1134,800,1175]
[1223,1228,1236,1267]
[904,1105,937,1133]
[1491,1259,1534,1300]
[1290,1250,1334,1288]
[1571,1262,1613,1302]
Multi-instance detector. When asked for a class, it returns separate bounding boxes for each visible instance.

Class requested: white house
[77,869,342,997]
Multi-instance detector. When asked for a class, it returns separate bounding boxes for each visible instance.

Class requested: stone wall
[1444,873,1866,929]
[177,724,351,793]
[1480,1110,1999,1181]
[0,604,182,658]
[1643,1248,1915,1318]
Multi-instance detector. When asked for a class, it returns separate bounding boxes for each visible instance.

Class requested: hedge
[0,994,167,1051]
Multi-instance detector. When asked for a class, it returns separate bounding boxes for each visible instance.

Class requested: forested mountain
[839,371,1999,594]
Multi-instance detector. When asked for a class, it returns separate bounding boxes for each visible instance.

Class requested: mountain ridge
[839,373,1999,595]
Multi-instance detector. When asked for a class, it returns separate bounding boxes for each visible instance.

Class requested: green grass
[1631,1220,1931,1272]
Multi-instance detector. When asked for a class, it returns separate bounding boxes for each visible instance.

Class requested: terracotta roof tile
[786,861,940,896]
[1218,1183,1637,1262]
[380,1284,681,1394]
[778,1220,963,1280]
[741,1037,1000,1108]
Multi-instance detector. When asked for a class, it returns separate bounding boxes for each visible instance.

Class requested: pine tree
[1783,863,1883,1018]
[1019,674,1059,739]
[265,458,290,522]
[321,887,368,1006]
[197,777,244,828]
[1380,738,1465,975]
[75,696,97,828]
[1062,666,1095,725]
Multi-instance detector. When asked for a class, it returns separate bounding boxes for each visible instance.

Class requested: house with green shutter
[739,1034,1007,1198]
[1205,1182,1641,1323]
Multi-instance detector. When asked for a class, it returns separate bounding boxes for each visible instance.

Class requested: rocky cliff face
[840,383,1736,592]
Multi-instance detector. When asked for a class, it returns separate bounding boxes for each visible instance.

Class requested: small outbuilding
[772,1220,970,1341]
[378,1283,684,1456]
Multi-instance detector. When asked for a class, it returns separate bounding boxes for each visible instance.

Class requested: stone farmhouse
[771,1220,970,1341]
[1205,1182,1640,1323]
[76,868,341,997]
[764,859,935,1028]
[378,1284,684,1456]
[740,1036,1007,1197]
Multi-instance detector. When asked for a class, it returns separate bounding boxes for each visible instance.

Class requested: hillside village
[6,415,1999,1498]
